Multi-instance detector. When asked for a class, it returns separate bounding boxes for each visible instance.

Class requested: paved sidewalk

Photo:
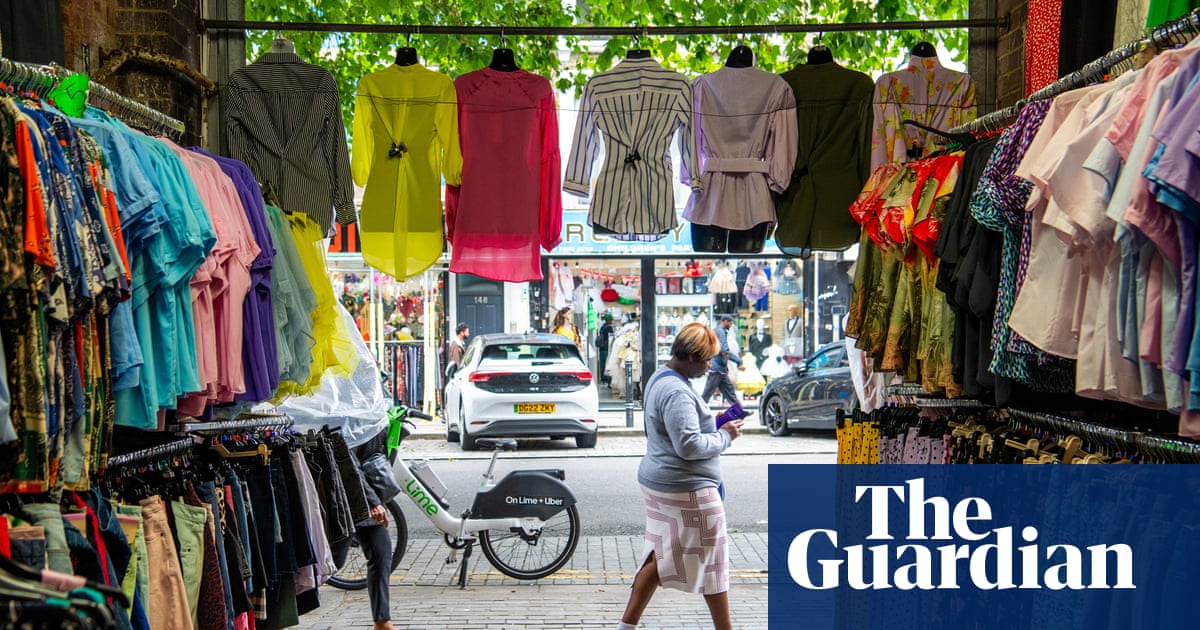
[301,533,771,629]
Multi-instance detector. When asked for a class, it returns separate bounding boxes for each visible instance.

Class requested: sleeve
[438,77,463,187]
[444,80,465,244]
[857,80,875,183]
[765,82,799,194]
[224,77,254,171]
[678,80,701,191]
[539,88,564,251]
[662,390,731,460]
[870,76,896,169]
[324,74,356,226]
[563,82,599,197]
[681,77,702,186]
[350,77,373,187]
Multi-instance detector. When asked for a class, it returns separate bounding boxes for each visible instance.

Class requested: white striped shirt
[563,58,699,241]
[225,52,354,236]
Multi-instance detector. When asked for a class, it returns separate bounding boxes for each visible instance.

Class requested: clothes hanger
[489,28,518,71]
[725,42,754,68]
[807,32,834,64]
[626,29,651,59]
[396,30,419,66]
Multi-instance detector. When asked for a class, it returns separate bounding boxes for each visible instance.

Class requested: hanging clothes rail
[105,436,201,468]
[950,7,1200,134]
[177,414,293,435]
[200,17,1006,36]
[0,56,185,138]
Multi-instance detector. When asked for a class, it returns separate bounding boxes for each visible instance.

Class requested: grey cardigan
[637,368,731,493]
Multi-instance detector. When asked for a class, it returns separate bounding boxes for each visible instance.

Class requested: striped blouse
[226,52,354,235]
[564,58,699,241]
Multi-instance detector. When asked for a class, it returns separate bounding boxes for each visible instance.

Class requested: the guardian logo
[788,478,1135,591]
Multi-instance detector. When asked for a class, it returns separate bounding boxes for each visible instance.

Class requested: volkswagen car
[444,333,599,450]
[758,340,855,435]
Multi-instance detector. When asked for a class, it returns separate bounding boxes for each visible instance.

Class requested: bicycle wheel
[478,504,580,580]
[327,499,408,590]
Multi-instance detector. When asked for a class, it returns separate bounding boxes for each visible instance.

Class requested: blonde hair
[670,322,719,361]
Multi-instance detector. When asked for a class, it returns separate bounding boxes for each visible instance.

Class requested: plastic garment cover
[277,304,391,447]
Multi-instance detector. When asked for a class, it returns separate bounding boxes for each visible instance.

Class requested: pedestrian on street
[616,322,744,630]
[700,315,743,405]
[552,306,582,347]
[332,428,400,630]
[447,322,469,368]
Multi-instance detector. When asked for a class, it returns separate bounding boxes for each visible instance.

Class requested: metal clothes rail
[176,413,293,435]
[105,436,200,468]
[0,56,185,139]
[199,17,1007,37]
[950,8,1200,134]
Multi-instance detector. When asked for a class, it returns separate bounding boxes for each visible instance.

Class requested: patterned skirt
[638,485,729,595]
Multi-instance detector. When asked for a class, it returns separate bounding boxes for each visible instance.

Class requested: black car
[758,341,855,435]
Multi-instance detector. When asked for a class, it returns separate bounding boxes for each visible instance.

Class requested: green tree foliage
[244,0,968,135]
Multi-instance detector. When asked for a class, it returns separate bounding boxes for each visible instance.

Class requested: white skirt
[638,485,729,595]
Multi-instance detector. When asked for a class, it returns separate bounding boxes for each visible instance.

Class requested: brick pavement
[301,534,771,629]
[294,410,831,628]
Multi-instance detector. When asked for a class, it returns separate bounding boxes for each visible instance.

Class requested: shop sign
[549,210,777,256]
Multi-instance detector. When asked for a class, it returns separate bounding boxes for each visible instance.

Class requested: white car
[444,333,600,450]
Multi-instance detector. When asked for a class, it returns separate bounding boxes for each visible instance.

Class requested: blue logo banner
[768,465,1200,629]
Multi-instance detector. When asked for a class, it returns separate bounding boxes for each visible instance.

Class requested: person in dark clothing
[701,315,742,405]
[595,313,615,386]
[331,429,396,630]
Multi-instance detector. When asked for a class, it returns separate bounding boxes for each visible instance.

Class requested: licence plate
[515,403,555,414]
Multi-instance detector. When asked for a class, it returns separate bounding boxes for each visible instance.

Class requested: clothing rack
[1004,408,1140,452]
[0,56,185,139]
[200,17,1007,37]
[105,436,201,468]
[949,8,1200,135]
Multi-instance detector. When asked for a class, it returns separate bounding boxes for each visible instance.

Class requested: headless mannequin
[691,43,769,254]
[806,44,834,64]
[489,48,518,71]
[395,45,419,66]
[911,41,938,58]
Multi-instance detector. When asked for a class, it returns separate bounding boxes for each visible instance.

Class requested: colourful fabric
[1146,0,1200,28]
[352,64,462,280]
[871,54,976,168]
[447,68,561,282]
[1025,0,1063,95]
[683,66,798,231]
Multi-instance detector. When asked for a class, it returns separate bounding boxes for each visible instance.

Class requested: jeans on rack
[244,463,279,589]
[324,428,371,524]
[307,437,354,544]
[22,503,71,574]
[141,497,194,630]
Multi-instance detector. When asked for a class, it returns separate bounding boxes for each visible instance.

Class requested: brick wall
[61,0,204,146]
[996,0,1028,108]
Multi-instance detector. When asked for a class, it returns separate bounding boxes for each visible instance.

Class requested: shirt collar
[255,52,305,65]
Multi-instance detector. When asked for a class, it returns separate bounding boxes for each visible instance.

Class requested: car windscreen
[479,343,581,362]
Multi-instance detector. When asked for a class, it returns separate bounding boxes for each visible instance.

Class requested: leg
[702,591,733,630]
[358,523,394,629]
[621,553,659,625]
[718,374,740,405]
[700,372,720,404]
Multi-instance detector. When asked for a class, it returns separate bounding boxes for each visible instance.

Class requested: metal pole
[624,359,635,428]
[200,18,1009,36]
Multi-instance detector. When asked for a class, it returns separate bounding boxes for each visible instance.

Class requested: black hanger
[725,45,754,67]
[395,46,419,66]
[911,41,938,58]
[626,48,652,59]
[489,48,518,71]
[807,45,834,64]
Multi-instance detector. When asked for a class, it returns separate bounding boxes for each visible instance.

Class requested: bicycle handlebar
[400,406,433,421]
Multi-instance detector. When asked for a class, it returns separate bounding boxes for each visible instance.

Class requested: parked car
[758,340,855,435]
[444,333,600,450]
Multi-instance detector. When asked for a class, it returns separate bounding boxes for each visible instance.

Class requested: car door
[784,343,854,424]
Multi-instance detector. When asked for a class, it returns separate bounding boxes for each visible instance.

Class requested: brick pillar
[996,0,1028,108]
[61,0,204,146]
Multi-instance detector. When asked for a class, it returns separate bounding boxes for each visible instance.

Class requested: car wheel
[575,431,597,449]
[460,408,478,451]
[764,395,791,437]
